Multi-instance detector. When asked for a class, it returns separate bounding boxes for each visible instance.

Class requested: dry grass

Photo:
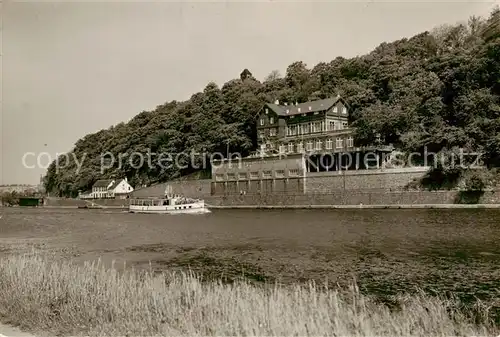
[0,252,497,336]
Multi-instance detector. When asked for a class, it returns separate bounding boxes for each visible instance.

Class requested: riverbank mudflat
[0,253,496,337]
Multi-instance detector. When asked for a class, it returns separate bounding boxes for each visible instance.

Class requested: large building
[210,97,394,196]
[256,96,392,172]
[257,96,352,157]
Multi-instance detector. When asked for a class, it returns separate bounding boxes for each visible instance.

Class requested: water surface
[1,208,499,309]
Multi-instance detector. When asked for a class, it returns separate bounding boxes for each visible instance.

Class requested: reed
[0,252,496,336]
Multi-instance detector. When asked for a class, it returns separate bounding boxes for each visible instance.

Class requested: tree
[43,11,500,196]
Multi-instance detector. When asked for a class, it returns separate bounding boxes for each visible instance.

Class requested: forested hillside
[45,9,500,197]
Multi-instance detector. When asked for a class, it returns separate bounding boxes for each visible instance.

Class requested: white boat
[128,185,209,214]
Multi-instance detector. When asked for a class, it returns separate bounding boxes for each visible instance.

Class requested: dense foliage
[44,9,500,197]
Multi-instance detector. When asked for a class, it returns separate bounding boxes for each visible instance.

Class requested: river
[1,207,500,314]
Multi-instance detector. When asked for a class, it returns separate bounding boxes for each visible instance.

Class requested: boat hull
[129,201,209,214]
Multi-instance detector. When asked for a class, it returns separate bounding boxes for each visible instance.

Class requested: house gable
[110,179,134,194]
[326,97,349,118]
[257,103,282,129]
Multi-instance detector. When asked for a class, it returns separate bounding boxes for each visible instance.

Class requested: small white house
[86,178,134,199]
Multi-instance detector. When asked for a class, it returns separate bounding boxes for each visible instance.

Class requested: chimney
[308,106,312,111]
[298,107,301,113]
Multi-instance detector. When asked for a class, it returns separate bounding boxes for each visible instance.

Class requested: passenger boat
[128,186,209,214]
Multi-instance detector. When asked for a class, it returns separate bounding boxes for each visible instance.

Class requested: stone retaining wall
[205,190,500,206]
[131,179,212,199]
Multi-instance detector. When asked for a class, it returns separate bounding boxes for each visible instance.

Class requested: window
[216,174,225,181]
[275,170,285,178]
[336,138,343,149]
[259,131,265,139]
[227,173,236,180]
[329,121,335,131]
[326,139,333,150]
[270,128,277,137]
[342,107,347,114]
[250,172,259,179]
[347,137,354,148]
[265,108,269,114]
[270,117,274,124]
[279,145,286,153]
[306,141,313,151]
[289,169,299,177]
[333,106,338,113]
[287,125,297,136]
[288,143,294,153]
[337,121,343,130]
[297,142,304,153]
[316,140,322,150]
[238,172,247,180]
[263,170,272,178]
[260,118,264,126]
[342,121,348,129]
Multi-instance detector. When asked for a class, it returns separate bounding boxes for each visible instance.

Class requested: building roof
[264,97,342,117]
[93,179,113,188]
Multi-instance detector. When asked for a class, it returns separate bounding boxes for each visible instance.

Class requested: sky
[1,0,497,185]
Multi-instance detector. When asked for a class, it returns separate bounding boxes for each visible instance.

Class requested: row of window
[261,137,354,153]
[215,169,301,181]
[286,121,348,136]
[261,107,347,125]
[259,121,349,139]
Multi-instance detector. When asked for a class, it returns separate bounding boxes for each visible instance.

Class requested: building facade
[210,97,394,196]
[211,154,307,195]
[80,178,134,199]
[257,96,353,155]
[256,96,392,172]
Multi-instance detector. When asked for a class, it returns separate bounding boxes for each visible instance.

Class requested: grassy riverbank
[0,253,497,336]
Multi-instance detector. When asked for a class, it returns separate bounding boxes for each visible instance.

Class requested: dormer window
[333,106,338,113]
[298,108,301,113]
[260,118,264,126]
[286,109,289,114]
[269,117,274,124]
[342,107,347,114]
[265,108,269,114]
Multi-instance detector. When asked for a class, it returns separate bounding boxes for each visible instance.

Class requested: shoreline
[9,203,500,210]
[206,204,500,209]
